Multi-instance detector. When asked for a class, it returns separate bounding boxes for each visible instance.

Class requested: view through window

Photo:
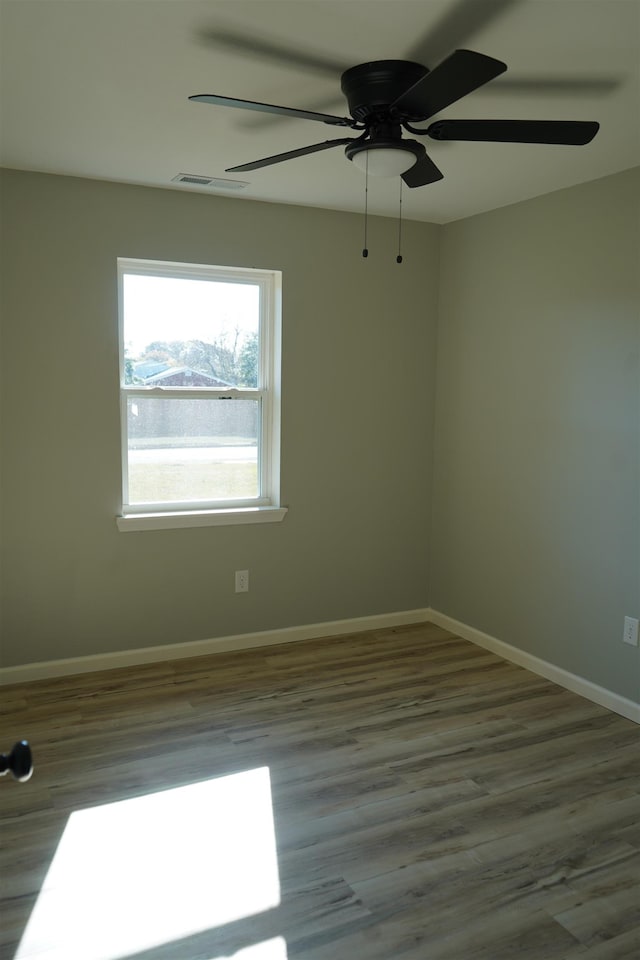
[118,259,281,518]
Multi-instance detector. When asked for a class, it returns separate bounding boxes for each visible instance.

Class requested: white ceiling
[1,0,639,223]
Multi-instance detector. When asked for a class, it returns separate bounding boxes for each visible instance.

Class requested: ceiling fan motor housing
[340,60,429,122]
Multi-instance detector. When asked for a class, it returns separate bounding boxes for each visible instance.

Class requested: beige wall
[0,169,439,666]
[431,167,640,703]
[2,166,638,706]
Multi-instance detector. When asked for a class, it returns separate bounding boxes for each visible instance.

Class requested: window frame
[116,257,285,531]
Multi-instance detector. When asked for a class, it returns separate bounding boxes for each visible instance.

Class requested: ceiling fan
[189,49,600,188]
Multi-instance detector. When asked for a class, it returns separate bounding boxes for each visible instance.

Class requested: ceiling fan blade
[391,49,507,122]
[427,119,600,144]
[401,152,444,188]
[489,76,620,96]
[226,138,356,172]
[407,0,519,67]
[189,94,353,127]
[197,28,347,77]
[242,95,349,130]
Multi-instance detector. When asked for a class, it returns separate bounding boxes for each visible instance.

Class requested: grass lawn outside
[128,461,258,503]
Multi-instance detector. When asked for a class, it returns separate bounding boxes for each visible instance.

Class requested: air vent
[171,173,249,190]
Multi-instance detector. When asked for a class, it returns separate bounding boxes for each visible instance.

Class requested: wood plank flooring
[1,622,639,959]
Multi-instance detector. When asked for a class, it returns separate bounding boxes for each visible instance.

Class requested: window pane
[123,274,259,388]
[127,398,259,504]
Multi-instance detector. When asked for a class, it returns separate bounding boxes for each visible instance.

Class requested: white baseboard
[4,607,637,726]
[428,609,640,725]
[0,608,432,685]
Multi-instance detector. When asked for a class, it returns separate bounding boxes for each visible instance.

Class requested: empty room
[1,1,639,958]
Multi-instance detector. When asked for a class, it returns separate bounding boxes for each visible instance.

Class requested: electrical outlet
[235,570,249,593]
[623,616,639,646]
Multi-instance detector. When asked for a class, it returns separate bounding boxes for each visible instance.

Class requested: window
[116,258,285,531]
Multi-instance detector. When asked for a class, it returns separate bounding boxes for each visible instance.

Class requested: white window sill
[117,506,288,532]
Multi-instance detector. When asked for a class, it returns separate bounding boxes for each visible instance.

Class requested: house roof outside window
[133,361,232,388]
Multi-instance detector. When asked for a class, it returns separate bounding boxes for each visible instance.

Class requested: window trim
[116,258,285,530]
[116,506,287,532]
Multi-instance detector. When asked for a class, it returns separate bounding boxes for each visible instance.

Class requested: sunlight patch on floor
[15,768,281,960]
[220,937,288,959]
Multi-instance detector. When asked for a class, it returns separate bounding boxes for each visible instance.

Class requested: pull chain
[396,179,403,264]
[362,151,369,258]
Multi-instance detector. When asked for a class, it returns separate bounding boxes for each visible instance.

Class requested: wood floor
[1,622,639,960]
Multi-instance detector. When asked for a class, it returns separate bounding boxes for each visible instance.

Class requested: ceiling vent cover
[171,173,249,190]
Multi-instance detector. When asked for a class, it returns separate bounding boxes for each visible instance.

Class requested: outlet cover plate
[235,570,249,593]
[623,616,639,646]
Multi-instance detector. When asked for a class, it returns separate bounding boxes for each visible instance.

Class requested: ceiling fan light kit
[346,139,423,177]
